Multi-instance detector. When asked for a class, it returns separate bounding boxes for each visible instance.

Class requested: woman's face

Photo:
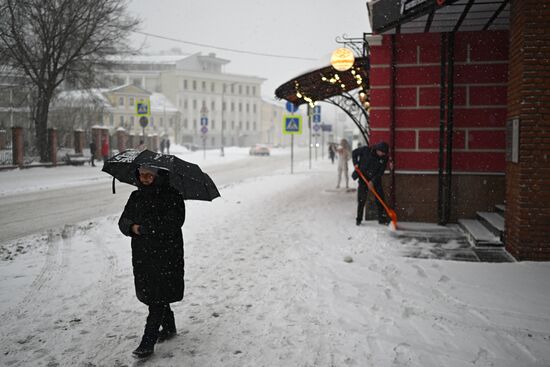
[138,169,156,186]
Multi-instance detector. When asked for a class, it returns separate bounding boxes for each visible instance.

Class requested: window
[211,101,215,111]
[129,97,134,106]
[211,120,215,129]
[239,103,242,112]
[246,103,249,113]
[184,99,188,109]
[150,117,154,127]
[119,97,124,106]
[253,122,257,130]
[110,114,114,125]
[238,85,242,94]
[246,86,249,95]
[192,80,197,90]
[119,116,124,125]
[202,81,206,91]
[252,86,256,95]
[222,101,226,111]
[194,119,197,130]
[231,84,235,94]
[223,83,227,93]
[231,102,235,112]
[231,121,235,130]
[246,121,249,130]
[130,116,135,126]
[184,119,188,129]
[184,80,188,90]
[211,82,215,92]
[211,137,215,146]
[193,100,197,110]
[253,104,257,113]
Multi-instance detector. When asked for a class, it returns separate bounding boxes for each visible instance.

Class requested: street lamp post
[221,81,237,157]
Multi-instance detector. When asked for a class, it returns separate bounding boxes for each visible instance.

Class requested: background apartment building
[104,52,278,148]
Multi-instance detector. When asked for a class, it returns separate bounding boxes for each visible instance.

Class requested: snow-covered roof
[107,54,189,65]
[150,92,178,113]
[53,89,111,108]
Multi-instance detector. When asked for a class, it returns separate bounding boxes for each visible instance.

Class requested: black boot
[132,304,164,358]
[158,307,177,343]
[132,334,156,358]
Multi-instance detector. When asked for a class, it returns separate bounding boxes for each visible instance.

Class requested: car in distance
[249,144,270,156]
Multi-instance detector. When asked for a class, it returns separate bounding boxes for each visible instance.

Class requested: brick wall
[370,31,509,173]
[505,0,550,261]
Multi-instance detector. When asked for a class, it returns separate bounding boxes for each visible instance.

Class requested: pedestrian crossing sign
[283,115,302,135]
[135,98,151,117]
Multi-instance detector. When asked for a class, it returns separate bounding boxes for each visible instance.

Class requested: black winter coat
[352,142,389,184]
[118,173,185,305]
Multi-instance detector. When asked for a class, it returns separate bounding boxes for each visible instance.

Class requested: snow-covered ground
[1,149,549,366]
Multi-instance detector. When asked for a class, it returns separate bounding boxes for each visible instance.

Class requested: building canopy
[367,0,510,34]
[274,57,369,107]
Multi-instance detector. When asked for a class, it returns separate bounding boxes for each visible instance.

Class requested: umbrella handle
[112,177,116,194]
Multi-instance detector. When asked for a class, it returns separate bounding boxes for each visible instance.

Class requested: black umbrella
[102,149,220,201]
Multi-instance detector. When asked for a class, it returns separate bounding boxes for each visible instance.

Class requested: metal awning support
[275,50,372,145]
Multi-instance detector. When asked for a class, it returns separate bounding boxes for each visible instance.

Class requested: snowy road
[0,149,306,242]
[1,155,550,366]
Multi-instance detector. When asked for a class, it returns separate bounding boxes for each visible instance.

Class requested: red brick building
[367,0,550,260]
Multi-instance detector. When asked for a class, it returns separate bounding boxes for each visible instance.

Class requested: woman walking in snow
[336,139,351,189]
[118,165,185,358]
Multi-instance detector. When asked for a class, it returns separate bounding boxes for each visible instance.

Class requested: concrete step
[495,204,505,214]
[458,219,503,247]
[476,211,505,238]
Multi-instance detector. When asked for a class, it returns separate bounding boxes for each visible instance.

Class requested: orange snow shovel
[354,165,398,230]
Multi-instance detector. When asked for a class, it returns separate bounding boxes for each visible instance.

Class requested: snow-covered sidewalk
[1,159,549,366]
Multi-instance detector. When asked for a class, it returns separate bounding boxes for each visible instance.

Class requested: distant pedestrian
[336,139,351,189]
[89,140,97,167]
[352,141,389,226]
[118,165,185,358]
[328,143,336,164]
[101,136,110,161]
[165,139,170,155]
[160,139,166,154]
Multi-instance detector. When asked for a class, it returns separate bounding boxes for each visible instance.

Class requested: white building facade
[103,53,266,148]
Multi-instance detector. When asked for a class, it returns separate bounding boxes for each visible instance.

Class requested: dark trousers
[356,179,386,222]
[90,154,95,166]
[143,303,172,340]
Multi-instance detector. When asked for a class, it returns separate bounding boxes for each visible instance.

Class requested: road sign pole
[308,105,312,169]
[291,134,294,174]
[321,128,325,159]
[203,137,206,159]
[315,134,318,160]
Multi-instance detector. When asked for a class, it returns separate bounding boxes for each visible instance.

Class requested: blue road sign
[313,105,321,115]
[200,117,208,126]
[201,126,208,134]
[286,101,299,113]
[313,114,321,123]
[283,115,302,135]
[313,124,321,131]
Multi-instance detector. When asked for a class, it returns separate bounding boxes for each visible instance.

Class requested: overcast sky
[127,0,372,100]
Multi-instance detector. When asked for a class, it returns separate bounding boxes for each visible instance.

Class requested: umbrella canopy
[102,149,220,201]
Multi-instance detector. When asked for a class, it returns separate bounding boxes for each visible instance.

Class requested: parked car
[249,144,270,156]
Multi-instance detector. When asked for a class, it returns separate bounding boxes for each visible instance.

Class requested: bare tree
[0,0,139,161]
